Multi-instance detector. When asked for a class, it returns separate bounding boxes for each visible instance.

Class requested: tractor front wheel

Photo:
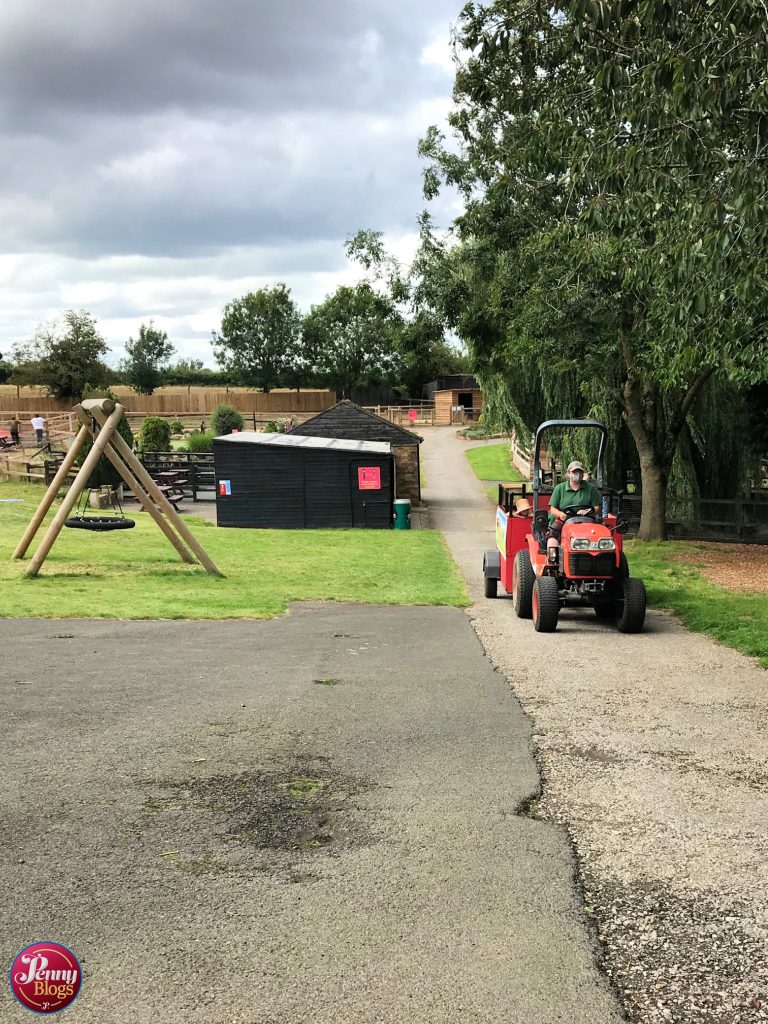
[513,549,534,618]
[533,576,559,632]
[617,577,646,633]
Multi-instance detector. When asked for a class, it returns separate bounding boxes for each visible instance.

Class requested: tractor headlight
[570,538,590,550]
[597,538,616,550]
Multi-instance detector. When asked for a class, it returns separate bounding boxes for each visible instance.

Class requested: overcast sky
[1,0,461,366]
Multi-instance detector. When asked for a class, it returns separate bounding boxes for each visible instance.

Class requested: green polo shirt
[548,482,599,525]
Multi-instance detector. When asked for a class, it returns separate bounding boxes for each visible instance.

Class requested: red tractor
[482,419,646,633]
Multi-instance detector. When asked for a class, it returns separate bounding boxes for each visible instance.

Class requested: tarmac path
[1,605,621,1023]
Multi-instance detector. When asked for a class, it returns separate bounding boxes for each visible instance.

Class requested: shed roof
[215,431,392,455]
[291,400,422,445]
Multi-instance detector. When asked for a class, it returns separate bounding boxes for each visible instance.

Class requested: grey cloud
[0,0,454,128]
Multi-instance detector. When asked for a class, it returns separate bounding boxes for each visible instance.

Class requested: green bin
[393,498,411,530]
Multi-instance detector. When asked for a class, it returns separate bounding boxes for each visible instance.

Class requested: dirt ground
[675,542,768,592]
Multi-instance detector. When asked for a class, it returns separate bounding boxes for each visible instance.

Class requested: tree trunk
[637,456,668,541]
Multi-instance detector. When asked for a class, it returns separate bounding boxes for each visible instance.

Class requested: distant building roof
[291,399,423,445]
[214,431,391,455]
[423,375,480,399]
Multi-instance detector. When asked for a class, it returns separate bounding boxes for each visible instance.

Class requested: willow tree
[420,0,768,539]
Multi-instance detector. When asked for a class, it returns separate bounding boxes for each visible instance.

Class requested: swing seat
[64,516,136,531]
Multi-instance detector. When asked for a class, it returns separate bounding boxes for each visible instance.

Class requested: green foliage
[345,231,472,396]
[302,282,402,397]
[0,481,468,619]
[262,419,292,434]
[211,404,244,436]
[165,360,231,387]
[184,431,216,453]
[12,310,109,402]
[122,321,175,395]
[139,416,172,453]
[213,285,302,392]
[169,419,185,435]
[0,359,11,385]
[416,1,768,538]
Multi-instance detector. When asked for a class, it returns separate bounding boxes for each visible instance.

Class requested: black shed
[292,399,423,504]
[214,432,394,529]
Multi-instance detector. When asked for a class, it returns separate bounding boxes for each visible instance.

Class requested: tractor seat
[532,510,549,551]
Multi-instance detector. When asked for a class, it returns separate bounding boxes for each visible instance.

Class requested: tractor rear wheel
[484,575,498,598]
[533,576,559,632]
[513,549,534,618]
[617,577,646,633]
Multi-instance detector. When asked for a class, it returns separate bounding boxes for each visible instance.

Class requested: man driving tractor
[547,460,600,563]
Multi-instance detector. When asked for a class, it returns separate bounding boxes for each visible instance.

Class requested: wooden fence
[0,386,336,416]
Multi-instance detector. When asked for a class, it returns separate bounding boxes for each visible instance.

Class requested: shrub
[184,431,216,454]
[211,403,244,436]
[139,415,172,452]
[262,418,293,433]
[170,419,185,434]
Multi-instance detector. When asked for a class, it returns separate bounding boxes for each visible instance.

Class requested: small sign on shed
[357,466,381,490]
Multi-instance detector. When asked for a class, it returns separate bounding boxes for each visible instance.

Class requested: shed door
[350,459,393,528]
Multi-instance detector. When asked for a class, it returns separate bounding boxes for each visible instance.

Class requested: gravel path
[422,427,768,1024]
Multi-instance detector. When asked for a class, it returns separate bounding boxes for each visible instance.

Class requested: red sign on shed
[357,466,381,490]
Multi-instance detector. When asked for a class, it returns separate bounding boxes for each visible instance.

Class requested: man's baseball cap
[566,461,586,473]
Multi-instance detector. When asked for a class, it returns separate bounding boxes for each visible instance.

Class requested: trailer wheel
[617,577,646,633]
[533,576,559,632]
[484,575,498,598]
[513,549,534,619]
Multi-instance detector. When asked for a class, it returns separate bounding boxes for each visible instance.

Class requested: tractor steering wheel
[561,504,597,523]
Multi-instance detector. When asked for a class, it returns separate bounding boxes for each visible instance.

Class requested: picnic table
[151,470,189,511]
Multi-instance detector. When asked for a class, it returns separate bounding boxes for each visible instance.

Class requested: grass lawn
[0,482,468,619]
[627,540,768,668]
[465,443,524,483]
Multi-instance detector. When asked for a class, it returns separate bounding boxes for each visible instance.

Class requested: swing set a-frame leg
[13,422,91,560]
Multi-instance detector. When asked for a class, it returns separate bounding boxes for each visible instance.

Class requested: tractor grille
[569,552,616,577]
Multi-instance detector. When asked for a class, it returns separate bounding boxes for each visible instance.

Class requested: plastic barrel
[393,498,411,530]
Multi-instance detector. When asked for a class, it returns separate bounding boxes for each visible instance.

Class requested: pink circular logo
[10,942,82,1014]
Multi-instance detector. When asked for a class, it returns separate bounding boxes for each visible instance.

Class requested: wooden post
[89,406,222,577]
[72,407,197,566]
[12,422,91,559]
[24,405,126,577]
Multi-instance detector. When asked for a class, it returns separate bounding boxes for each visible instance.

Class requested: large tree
[212,285,302,392]
[419,0,768,538]
[12,310,109,402]
[122,321,175,395]
[302,282,403,397]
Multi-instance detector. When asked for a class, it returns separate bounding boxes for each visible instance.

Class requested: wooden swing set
[13,398,222,578]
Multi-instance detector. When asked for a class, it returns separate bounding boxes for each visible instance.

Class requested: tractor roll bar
[532,419,609,505]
